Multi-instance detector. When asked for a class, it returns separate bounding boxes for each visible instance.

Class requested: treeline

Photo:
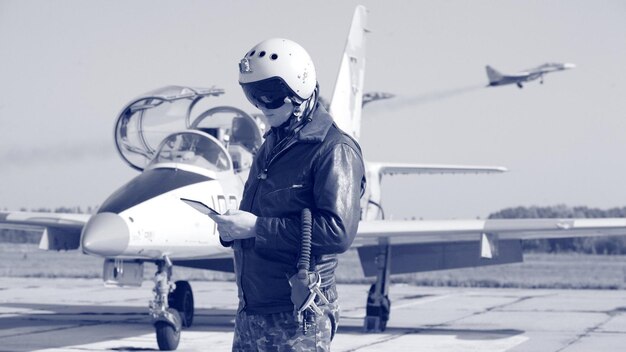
[488,205,626,254]
[0,206,96,244]
[3,206,97,214]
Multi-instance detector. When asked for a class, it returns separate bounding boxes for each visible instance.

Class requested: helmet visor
[240,77,299,110]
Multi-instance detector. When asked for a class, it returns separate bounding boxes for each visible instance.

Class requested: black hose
[297,208,312,276]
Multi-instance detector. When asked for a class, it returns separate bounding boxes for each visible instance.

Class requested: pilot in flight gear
[208,38,366,352]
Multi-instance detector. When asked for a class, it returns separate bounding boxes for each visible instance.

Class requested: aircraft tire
[364,316,378,331]
[365,283,390,332]
[169,281,194,328]
[156,309,181,351]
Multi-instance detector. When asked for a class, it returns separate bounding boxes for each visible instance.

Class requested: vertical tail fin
[485,65,503,84]
[329,5,369,141]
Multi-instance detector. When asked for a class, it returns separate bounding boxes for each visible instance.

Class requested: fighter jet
[2,7,625,350]
[486,62,576,88]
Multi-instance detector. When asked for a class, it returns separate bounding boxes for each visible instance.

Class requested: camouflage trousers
[232,301,339,352]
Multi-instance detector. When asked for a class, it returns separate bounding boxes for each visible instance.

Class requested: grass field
[1,243,625,290]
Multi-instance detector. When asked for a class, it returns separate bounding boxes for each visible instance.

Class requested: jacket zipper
[240,125,305,312]
[255,130,301,185]
[264,137,300,173]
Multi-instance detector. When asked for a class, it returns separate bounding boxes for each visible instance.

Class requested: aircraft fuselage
[81,163,242,261]
[486,62,575,88]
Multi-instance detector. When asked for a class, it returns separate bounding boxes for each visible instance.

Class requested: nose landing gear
[149,256,194,351]
[154,309,182,351]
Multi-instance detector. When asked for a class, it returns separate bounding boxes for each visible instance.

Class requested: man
[210,38,365,351]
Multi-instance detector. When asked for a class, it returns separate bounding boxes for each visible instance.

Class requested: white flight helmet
[239,38,316,109]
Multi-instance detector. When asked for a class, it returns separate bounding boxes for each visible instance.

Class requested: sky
[1,0,625,219]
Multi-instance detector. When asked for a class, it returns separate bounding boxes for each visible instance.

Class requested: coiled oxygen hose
[297,208,313,278]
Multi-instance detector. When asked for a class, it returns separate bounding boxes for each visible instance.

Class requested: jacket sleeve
[254,142,365,255]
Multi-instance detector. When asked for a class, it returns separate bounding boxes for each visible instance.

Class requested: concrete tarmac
[1,278,625,351]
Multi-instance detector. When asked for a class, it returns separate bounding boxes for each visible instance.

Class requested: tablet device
[180,198,221,216]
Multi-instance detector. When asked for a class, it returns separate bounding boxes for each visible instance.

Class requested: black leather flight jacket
[224,104,366,315]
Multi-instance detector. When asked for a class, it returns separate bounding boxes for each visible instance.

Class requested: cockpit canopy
[190,106,264,172]
[114,86,263,172]
[149,131,231,172]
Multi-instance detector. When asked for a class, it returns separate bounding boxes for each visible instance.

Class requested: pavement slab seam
[0,321,104,339]
[338,328,422,352]
[432,295,539,329]
[483,295,537,313]
[501,308,626,315]
[554,310,623,352]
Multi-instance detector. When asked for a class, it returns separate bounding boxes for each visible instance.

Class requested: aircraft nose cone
[81,212,130,257]
[564,63,576,69]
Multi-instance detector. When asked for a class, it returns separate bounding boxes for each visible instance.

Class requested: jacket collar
[263,103,334,143]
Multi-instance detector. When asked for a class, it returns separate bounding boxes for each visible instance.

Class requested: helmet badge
[239,58,252,74]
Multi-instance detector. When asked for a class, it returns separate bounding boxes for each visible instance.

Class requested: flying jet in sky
[486,62,576,88]
[1,6,624,351]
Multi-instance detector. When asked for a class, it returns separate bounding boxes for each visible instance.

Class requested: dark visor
[240,77,299,110]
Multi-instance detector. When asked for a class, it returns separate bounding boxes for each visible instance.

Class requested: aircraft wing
[0,211,91,250]
[356,218,626,243]
[369,162,507,176]
[353,218,626,276]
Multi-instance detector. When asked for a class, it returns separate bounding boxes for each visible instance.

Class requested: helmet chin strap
[279,83,320,135]
[284,109,305,133]
[296,83,320,120]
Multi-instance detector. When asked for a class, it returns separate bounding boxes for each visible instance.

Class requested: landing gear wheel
[364,316,378,331]
[169,281,194,328]
[365,283,391,332]
[155,309,181,351]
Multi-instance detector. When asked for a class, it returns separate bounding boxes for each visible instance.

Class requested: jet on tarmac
[486,62,576,88]
[1,7,624,351]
